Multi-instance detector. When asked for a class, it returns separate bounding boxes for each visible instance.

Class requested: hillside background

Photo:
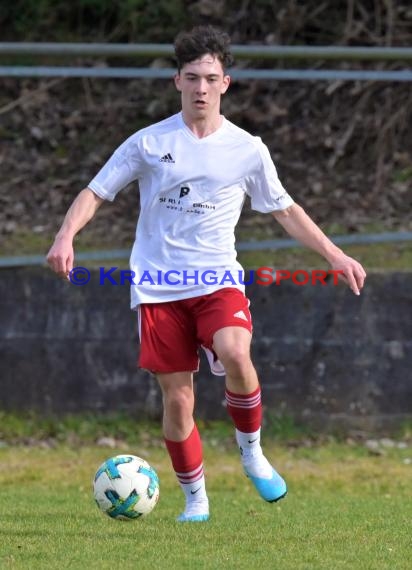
[1,0,411,261]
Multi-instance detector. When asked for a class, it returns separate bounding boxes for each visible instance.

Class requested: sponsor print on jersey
[158,184,216,216]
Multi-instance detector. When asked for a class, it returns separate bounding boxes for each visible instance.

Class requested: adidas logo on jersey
[159,153,175,163]
[233,310,248,321]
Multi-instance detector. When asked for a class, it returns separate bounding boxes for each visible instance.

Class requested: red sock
[164,424,204,485]
[225,386,262,433]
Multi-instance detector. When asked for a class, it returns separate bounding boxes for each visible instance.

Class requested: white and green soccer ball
[93,454,160,520]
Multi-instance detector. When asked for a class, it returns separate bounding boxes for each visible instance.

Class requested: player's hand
[46,236,74,280]
[329,253,366,295]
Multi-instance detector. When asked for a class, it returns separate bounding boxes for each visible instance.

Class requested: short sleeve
[245,138,294,213]
[88,135,143,202]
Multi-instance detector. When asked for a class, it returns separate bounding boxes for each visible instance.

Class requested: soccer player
[47,25,366,522]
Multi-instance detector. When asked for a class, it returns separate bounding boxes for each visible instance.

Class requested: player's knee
[163,388,194,419]
[219,344,252,377]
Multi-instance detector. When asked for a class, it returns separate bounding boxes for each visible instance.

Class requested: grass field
[0,437,411,570]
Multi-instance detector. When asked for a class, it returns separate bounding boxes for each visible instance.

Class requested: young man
[47,26,366,522]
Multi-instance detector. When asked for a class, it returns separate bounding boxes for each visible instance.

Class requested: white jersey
[88,112,294,308]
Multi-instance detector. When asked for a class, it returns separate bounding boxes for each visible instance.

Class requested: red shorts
[137,288,252,375]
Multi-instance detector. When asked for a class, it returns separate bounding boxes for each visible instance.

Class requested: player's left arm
[272,203,366,295]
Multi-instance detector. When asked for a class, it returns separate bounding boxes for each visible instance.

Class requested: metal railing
[2,66,411,81]
[1,232,411,268]
[2,43,412,60]
[1,42,411,81]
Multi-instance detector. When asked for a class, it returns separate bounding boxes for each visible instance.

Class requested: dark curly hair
[174,25,234,72]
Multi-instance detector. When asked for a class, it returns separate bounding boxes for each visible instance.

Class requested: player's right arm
[47,187,104,279]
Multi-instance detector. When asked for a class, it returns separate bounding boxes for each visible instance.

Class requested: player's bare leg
[213,327,287,502]
[157,371,209,522]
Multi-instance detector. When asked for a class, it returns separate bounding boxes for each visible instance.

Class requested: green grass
[237,242,412,272]
[0,411,163,445]
[0,441,411,570]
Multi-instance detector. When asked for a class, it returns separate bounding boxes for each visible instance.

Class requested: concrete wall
[1,267,411,431]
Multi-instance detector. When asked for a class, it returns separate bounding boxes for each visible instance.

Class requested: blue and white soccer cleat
[177,512,210,522]
[244,466,287,503]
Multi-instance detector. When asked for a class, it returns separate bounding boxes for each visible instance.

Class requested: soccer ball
[93,454,159,520]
